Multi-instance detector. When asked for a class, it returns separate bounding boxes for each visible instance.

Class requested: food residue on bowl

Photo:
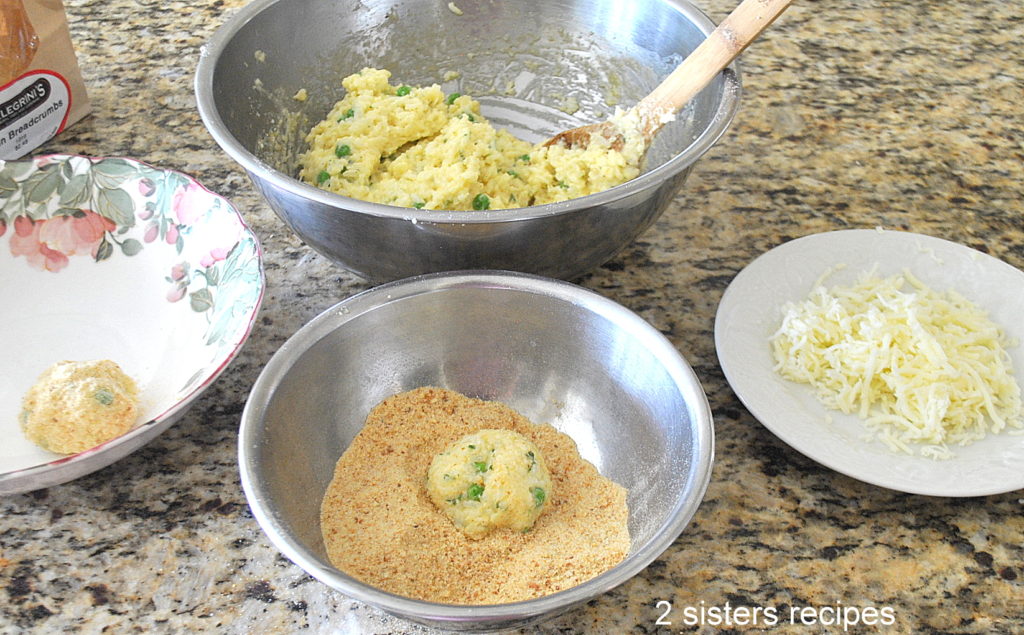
[298,68,645,211]
[770,268,1024,459]
[20,360,140,455]
[319,386,629,604]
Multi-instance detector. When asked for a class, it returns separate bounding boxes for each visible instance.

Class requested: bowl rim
[195,0,742,224]
[0,153,266,496]
[238,270,714,626]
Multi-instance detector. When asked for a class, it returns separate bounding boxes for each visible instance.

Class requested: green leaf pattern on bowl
[0,155,262,349]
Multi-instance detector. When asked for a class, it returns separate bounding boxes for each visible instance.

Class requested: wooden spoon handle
[638,0,793,133]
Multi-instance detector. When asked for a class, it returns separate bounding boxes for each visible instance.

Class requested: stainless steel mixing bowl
[196,0,741,282]
[239,271,714,631]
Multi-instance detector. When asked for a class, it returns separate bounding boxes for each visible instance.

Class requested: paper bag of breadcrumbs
[0,0,90,159]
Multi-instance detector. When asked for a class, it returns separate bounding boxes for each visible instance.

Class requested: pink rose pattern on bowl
[0,154,263,348]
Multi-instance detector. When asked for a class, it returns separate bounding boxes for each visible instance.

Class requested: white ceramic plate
[0,154,264,494]
[715,229,1024,497]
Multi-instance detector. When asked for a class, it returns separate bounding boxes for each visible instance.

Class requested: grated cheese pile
[770,269,1024,459]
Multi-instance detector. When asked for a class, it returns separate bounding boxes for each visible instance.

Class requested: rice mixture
[426,427,554,540]
[298,68,645,210]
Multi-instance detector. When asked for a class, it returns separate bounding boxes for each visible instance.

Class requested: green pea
[531,487,546,508]
[446,92,461,105]
[473,461,488,473]
[335,143,352,157]
[467,483,484,501]
[472,193,490,210]
[396,85,412,96]
[316,170,330,185]
[412,201,426,209]
[93,389,114,406]
[337,108,355,121]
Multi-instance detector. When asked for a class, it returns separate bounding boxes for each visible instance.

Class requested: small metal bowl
[239,271,713,631]
[195,0,741,282]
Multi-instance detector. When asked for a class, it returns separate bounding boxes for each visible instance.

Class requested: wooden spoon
[545,0,793,150]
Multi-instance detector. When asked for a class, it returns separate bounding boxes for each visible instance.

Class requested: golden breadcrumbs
[320,386,630,604]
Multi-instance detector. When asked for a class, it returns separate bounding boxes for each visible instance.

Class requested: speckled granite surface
[2,0,1022,633]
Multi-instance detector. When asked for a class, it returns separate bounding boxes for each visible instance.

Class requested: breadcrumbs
[20,359,139,454]
[320,387,630,604]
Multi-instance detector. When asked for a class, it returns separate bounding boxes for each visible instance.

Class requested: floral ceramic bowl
[0,154,264,495]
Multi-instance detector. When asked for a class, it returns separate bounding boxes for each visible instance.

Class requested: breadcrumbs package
[0,0,90,159]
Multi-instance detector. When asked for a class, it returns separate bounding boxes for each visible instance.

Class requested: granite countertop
[2,0,1022,632]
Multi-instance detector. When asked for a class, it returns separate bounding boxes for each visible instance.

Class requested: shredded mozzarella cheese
[770,269,1024,459]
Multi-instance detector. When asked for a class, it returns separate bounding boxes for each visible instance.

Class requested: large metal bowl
[238,271,714,631]
[196,0,740,282]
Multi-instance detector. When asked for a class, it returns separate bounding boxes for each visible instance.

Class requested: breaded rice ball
[427,428,553,539]
[21,360,140,454]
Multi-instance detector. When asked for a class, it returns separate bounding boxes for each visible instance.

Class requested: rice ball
[21,360,140,454]
[426,428,553,539]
